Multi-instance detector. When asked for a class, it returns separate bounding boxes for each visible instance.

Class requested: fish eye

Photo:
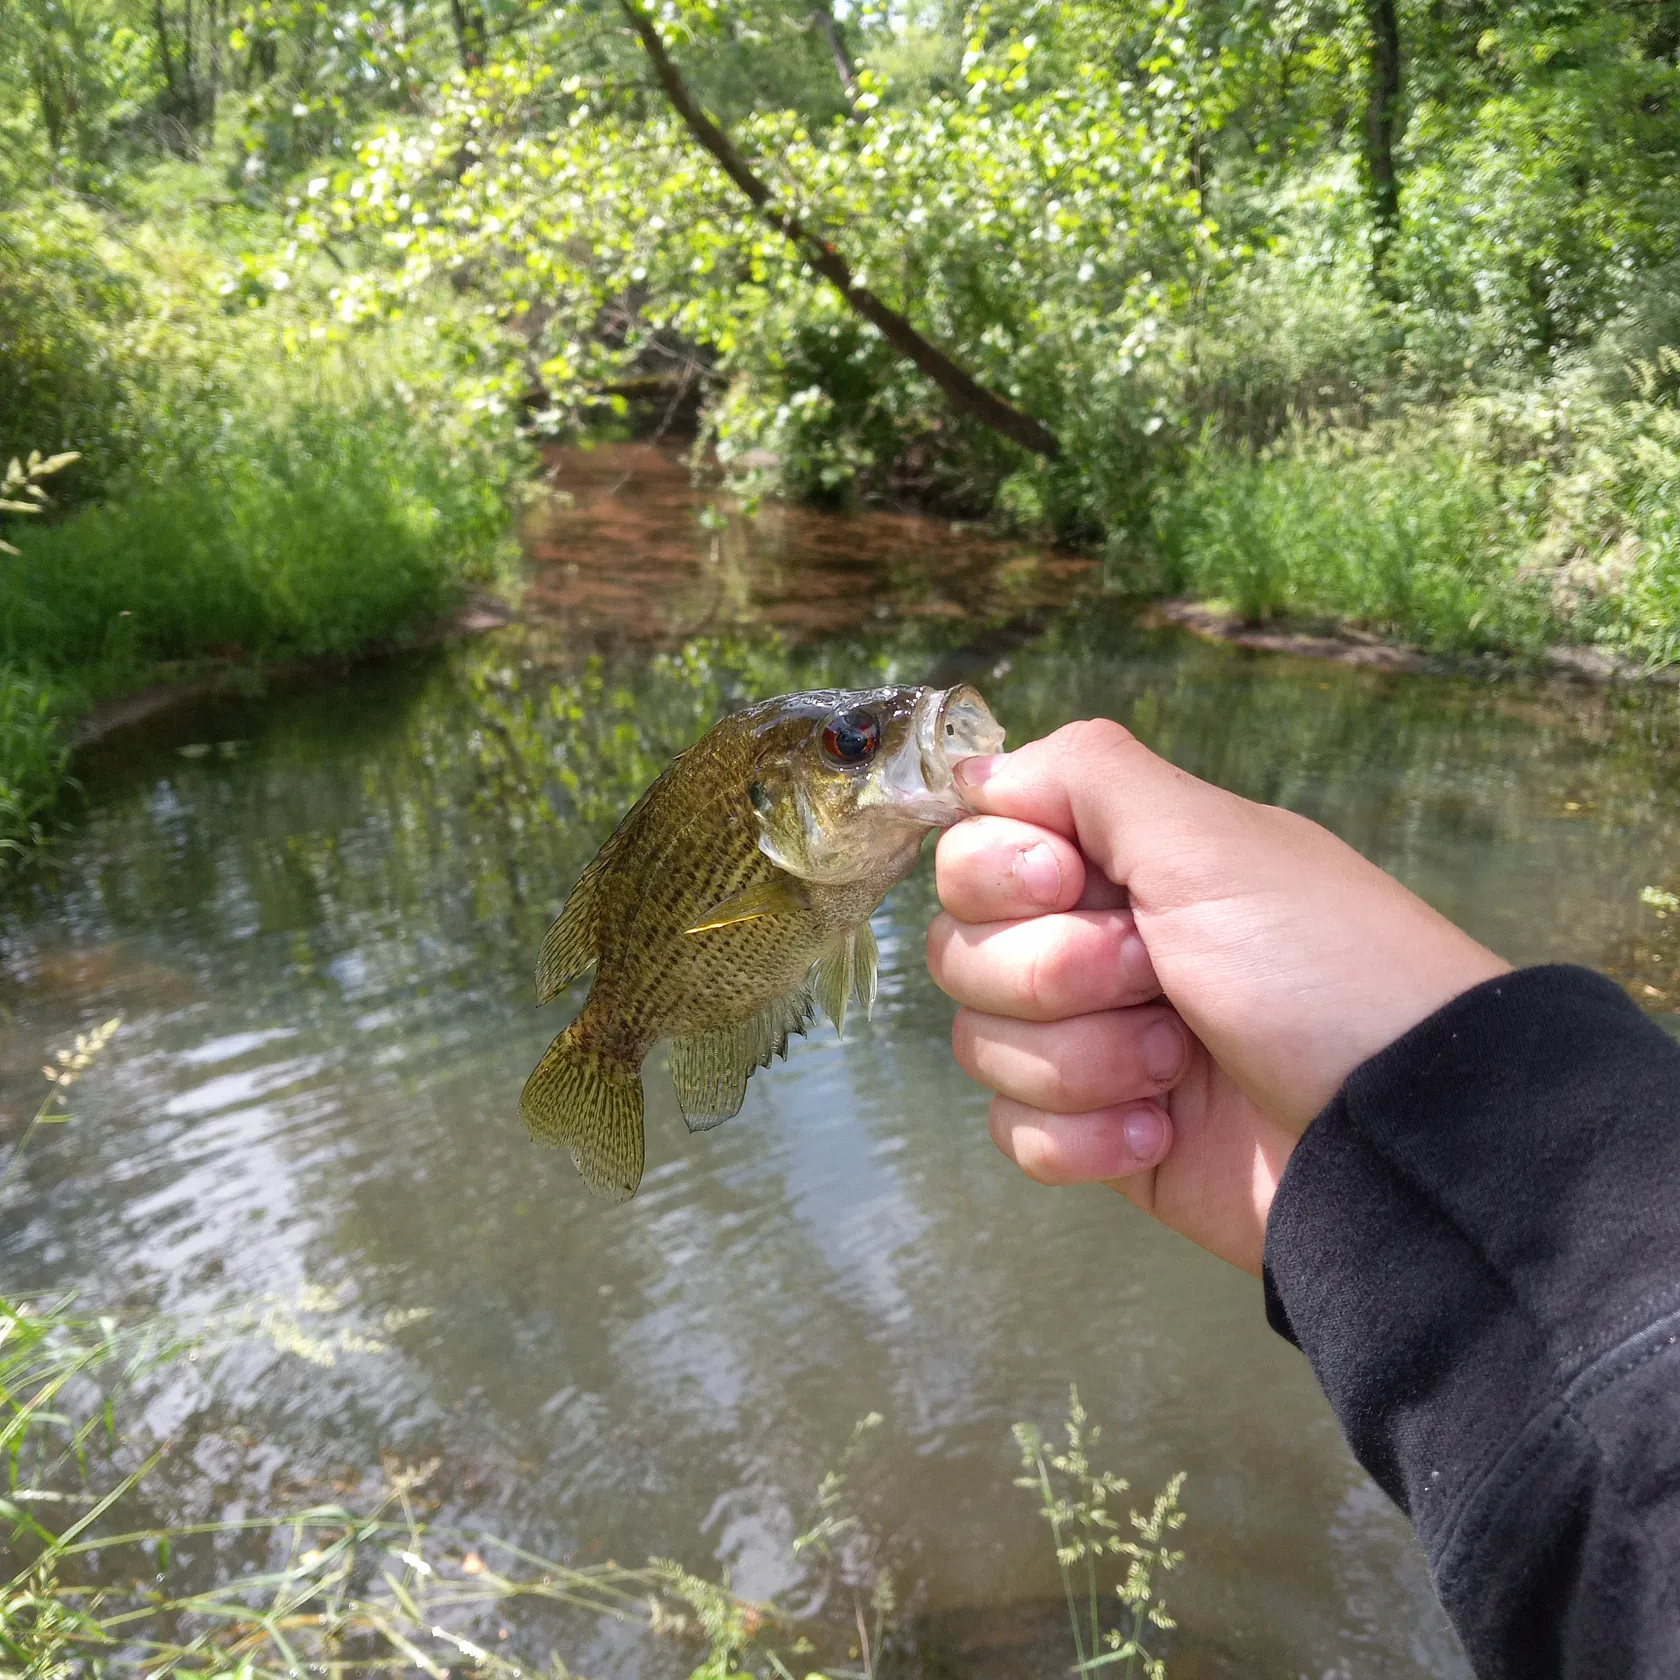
[748,779,771,813]
[820,707,881,767]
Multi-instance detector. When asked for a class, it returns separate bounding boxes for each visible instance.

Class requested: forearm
[1264,966,1680,1678]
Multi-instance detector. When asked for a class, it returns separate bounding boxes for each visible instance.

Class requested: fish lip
[876,685,1005,826]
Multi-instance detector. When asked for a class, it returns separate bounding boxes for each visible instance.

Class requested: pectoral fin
[668,988,819,1131]
[685,875,809,934]
[810,921,878,1038]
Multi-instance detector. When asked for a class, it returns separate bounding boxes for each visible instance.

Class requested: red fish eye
[821,708,881,766]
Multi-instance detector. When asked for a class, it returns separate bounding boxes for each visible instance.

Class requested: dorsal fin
[535,853,609,1005]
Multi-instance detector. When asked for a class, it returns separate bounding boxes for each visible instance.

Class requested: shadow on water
[4,442,1680,1676]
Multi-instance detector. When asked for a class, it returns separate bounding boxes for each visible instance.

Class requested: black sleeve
[1262,964,1680,1680]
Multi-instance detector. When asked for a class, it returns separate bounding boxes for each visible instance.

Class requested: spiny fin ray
[669,988,819,1131]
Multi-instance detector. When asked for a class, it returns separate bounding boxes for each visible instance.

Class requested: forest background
[3,0,1680,855]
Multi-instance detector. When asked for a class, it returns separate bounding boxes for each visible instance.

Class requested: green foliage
[0,176,523,856]
[0,213,139,497]
[5,356,515,688]
[0,0,159,190]
[5,0,1680,792]
[1154,345,1680,663]
[321,2,1205,525]
[1398,5,1680,379]
[1014,1386,1185,1680]
[1152,422,1554,651]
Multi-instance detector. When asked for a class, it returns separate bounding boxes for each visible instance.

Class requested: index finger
[953,720,1215,898]
[934,816,1129,925]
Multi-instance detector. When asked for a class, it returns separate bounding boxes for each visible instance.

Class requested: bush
[0,187,524,851]
[1181,166,1397,443]
[0,209,142,504]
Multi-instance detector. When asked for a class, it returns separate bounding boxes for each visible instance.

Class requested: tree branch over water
[617,0,1062,461]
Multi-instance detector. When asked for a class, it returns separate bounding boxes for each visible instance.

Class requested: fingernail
[1119,927,1154,988]
[1122,1105,1168,1161]
[1015,842,1061,905]
[1142,1019,1185,1084]
[955,754,1002,794]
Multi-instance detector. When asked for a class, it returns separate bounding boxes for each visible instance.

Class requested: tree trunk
[618,0,1060,460]
[1364,0,1402,287]
[153,0,181,111]
[181,0,199,125]
[206,0,220,126]
[811,2,860,110]
[449,0,488,71]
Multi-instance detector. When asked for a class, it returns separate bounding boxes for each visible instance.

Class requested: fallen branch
[618,0,1060,460]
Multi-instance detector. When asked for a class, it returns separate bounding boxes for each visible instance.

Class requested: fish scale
[520,683,1004,1200]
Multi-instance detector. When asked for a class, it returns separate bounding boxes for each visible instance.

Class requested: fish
[520,683,1005,1199]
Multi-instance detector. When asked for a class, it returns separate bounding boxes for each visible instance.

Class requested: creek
[5,444,1679,1677]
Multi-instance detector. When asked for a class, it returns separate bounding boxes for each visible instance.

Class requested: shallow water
[5,444,1680,1676]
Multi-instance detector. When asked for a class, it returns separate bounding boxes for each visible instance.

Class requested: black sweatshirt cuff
[1263,964,1680,1678]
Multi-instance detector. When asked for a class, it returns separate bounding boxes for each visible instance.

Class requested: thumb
[954,719,1217,896]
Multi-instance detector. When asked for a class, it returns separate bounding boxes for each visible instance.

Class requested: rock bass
[521,683,1004,1199]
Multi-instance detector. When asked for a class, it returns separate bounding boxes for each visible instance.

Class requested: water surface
[5,444,1679,1677]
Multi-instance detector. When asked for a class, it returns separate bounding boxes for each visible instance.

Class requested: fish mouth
[877,684,1006,826]
[918,683,1006,791]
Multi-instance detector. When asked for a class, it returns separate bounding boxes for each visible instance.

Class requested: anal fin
[668,988,819,1131]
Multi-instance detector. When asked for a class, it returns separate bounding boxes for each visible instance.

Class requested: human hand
[925,720,1509,1274]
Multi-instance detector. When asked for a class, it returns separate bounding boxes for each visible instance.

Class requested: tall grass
[1150,426,1556,653]
[0,666,70,855]
[0,193,526,857]
[1151,365,1680,667]
[4,363,517,696]
[1014,1388,1184,1680]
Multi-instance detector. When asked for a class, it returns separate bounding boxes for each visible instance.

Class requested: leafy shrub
[1182,166,1397,443]
[1396,9,1680,384]
[0,208,142,503]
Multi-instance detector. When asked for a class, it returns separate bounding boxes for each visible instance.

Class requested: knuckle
[1042,1055,1085,1113]
[1057,717,1133,759]
[950,1010,981,1078]
[1018,917,1122,1018]
[923,914,950,973]
[1022,933,1075,1018]
[1019,940,1051,1017]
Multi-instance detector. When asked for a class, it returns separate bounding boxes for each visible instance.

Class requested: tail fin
[521,1026,645,1201]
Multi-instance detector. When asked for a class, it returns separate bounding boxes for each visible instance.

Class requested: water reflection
[4,454,1680,1677]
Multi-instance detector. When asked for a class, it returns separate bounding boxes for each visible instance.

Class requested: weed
[1014,1386,1186,1680]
